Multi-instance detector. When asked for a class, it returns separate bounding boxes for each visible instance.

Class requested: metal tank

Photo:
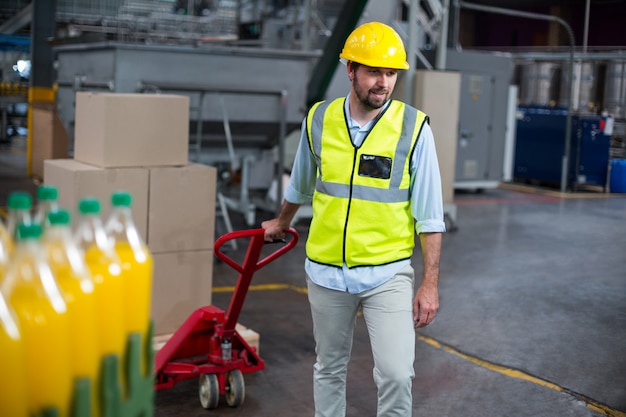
[559,61,597,113]
[518,61,559,107]
[603,60,626,119]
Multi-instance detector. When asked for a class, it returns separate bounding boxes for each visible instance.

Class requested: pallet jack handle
[213,227,299,336]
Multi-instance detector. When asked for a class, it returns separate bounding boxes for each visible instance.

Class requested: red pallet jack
[154,227,299,409]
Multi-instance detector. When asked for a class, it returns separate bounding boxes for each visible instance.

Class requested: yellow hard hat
[339,22,409,70]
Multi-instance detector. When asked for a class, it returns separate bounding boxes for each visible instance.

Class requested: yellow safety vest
[305,97,429,268]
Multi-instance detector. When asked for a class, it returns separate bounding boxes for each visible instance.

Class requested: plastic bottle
[105,192,153,334]
[34,184,59,228]
[105,191,153,374]
[43,209,100,415]
[0,289,28,417]
[6,191,32,240]
[0,220,12,282]
[2,223,72,417]
[74,198,125,361]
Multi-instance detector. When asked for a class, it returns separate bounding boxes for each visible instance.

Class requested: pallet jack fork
[154,227,299,409]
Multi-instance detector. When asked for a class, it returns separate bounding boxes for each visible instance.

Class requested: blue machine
[0,34,30,52]
[514,106,612,189]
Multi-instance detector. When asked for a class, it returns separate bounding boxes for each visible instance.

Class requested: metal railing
[56,0,239,44]
[0,0,239,44]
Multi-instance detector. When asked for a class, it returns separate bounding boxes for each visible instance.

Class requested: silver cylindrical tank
[559,61,596,112]
[603,60,626,119]
[519,61,559,107]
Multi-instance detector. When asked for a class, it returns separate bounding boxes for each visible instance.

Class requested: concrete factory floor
[1,137,625,417]
[156,186,626,417]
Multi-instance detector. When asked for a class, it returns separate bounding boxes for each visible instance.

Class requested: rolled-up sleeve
[410,122,447,234]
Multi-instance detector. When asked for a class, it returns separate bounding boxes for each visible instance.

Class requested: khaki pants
[306,264,416,417]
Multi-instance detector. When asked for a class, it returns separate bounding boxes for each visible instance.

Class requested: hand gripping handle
[214,227,299,273]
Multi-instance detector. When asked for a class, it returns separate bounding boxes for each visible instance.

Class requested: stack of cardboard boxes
[43,92,217,337]
[31,101,69,180]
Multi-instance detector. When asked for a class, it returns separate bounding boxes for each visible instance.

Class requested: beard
[352,74,390,110]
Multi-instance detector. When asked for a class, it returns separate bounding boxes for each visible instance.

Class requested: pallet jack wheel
[225,369,245,407]
[199,373,220,409]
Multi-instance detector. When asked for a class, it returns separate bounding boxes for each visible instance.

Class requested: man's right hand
[261,218,288,242]
[261,201,302,241]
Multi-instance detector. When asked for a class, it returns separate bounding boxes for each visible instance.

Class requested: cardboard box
[153,323,260,354]
[151,250,214,336]
[147,163,217,254]
[413,70,461,207]
[43,159,149,239]
[31,105,69,180]
[236,323,260,354]
[74,92,190,168]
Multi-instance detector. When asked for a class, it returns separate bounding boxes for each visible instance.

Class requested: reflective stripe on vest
[305,97,428,268]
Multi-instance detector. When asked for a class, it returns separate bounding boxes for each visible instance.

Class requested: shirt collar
[344,93,391,131]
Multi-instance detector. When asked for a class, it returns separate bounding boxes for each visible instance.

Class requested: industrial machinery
[514,106,612,189]
[7,0,625,195]
[0,35,30,145]
[443,49,514,190]
[511,56,626,191]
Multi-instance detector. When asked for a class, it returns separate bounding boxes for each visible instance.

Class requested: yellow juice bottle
[105,191,153,375]
[34,184,59,229]
[0,289,28,417]
[43,209,100,415]
[6,191,32,241]
[0,220,12,283]
[2,223,72,417]
[74,199,125,382]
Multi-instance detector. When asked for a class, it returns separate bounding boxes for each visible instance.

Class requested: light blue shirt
[284,96,446,294]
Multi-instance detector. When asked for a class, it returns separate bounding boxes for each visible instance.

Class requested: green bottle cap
[37,185,58,201]
[111,191,132,207]
[78,198,100,215]
[47,209,71,226]
[8,192,32,211]
[16,223,42,240]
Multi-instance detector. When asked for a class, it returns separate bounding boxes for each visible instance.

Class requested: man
[262,21,445,417]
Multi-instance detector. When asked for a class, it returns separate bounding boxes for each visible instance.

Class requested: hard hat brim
[339,54,410,70]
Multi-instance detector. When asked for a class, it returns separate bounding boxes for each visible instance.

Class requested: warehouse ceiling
[2,0,625,43]
[462,0,625,7]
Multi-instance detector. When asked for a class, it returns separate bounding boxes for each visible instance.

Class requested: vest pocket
[358,154,392,179]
